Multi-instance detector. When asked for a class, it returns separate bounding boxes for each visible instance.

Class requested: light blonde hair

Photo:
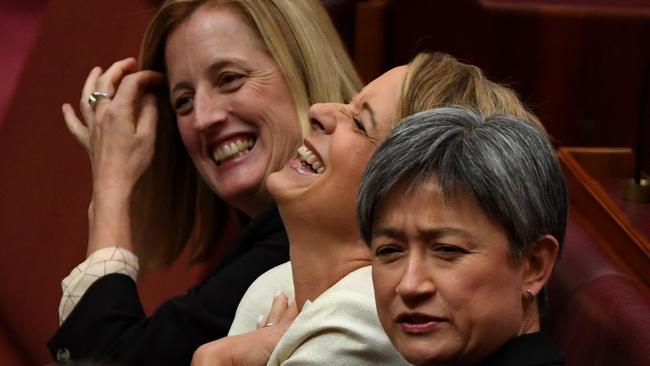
[132,0,362,268]
[398,52,543,131]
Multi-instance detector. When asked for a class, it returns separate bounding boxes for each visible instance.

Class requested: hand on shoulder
[192,292,297,366]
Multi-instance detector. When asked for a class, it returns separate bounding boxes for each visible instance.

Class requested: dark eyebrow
[373,226,471,241]
[361,101,377,130]
[372,227,407,242]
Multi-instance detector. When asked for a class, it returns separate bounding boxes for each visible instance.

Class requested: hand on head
[62,57,165,253]
[63,57,165,196]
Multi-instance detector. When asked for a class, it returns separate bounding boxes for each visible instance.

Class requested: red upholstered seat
[546,214,650,366]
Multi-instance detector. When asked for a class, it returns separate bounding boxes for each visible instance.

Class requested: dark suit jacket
[479,332,565,366]
[48,205,289,366]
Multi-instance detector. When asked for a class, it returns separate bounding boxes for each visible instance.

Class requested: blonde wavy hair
[131,0,362,268]
[398,52,543,131]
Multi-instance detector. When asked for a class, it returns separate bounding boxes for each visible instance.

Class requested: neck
[278,205,372,310]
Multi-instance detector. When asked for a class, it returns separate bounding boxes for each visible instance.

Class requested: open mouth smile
[211,136,255,166]
[296,144,325,174]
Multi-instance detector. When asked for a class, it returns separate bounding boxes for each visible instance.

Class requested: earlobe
[522,235,560,296]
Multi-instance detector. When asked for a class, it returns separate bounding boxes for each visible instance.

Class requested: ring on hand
[88,91,112,106]
[263,322,274,328]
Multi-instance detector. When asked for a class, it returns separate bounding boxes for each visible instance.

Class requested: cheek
[372,266,399,323]
[176,120,199,156]
[239,95,301,147]
[245,74,300,131]
[273,117,302,145]
[274,97,302,142]
[263,117,302,169]
[335,144,374,177]
[444,262,524,336]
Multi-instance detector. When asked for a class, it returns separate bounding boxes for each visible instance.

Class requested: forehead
[165,5,266,69]
[184,5,257,41]
[352,65,408,131]
[376,176,478,224]
[356,66,407,103]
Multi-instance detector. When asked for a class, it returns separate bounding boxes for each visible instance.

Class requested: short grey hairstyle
[357,106,567,262]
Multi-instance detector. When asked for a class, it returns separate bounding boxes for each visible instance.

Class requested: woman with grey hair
[358,106,566,365]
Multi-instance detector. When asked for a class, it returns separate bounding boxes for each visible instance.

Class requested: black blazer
[48,205,289,366]
[479,332,565,366]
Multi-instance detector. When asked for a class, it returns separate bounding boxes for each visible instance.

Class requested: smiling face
[165,5,302,217]
[371,177,528,366]
[266,66,407,239]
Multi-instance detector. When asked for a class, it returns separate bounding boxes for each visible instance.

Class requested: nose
[396,252,435,306]
[192,87,228,131]
[307,102,340,136]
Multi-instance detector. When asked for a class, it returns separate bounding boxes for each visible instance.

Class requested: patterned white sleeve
[58,247,139,324]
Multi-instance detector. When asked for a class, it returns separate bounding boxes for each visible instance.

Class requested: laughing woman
[194,52,544,365]
[50,1,360,364]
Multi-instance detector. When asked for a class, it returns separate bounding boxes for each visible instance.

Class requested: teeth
[212,138,254,164]
[296,144,325,174]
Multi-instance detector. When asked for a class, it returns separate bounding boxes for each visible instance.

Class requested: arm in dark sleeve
[48,208,289,366]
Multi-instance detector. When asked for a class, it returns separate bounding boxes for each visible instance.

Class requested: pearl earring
[525,289,535,302]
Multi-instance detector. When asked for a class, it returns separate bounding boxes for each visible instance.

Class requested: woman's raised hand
[63,57,165,196]
[62,57,165,253]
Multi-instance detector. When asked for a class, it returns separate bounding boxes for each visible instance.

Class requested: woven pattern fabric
[59,247,139,324]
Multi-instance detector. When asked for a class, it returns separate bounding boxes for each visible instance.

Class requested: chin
[215,176,261,200]
[397,344,438,365]
[392,336,458,366]
[267,163,319,204]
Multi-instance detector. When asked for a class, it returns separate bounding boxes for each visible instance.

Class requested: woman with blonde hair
[48,0,360,364]
[193,52,544,365]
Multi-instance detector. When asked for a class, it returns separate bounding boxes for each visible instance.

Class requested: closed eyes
[352,114,367,133]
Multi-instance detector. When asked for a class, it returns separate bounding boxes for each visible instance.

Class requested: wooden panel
[566,147,635,179]
[354,0,388,83]
[482,0,650,17]
[381,0,650,173]
[558,147,650,291]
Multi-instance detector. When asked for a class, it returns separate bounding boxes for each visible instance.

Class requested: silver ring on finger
[88,91,112,107]
[263,323,274,328]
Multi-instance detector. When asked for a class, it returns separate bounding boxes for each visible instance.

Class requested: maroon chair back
[547,215,650,366]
